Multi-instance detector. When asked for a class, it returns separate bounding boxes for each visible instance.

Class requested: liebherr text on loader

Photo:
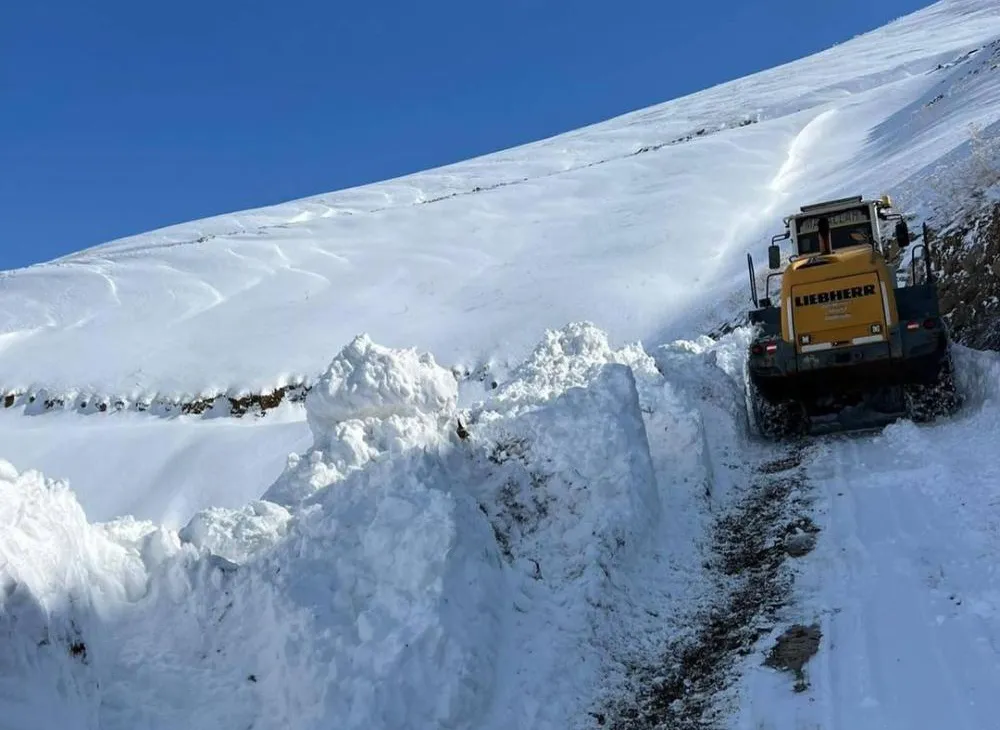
[745,194,961,439]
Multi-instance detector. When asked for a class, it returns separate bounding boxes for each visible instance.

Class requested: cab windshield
[797,224,874,254]
[795,205,875,255]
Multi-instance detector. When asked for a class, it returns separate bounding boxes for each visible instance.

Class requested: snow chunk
[0,462,149,726]
[97,515,160,553]
[253,338,508,727]
[0,462,147,610]
[458,324,673,726]
[179,500,292,564]
[265,335,459,507]
[0,459,328,730]
[483,322,661,418]
[306,333,457,435]
[477,361,659,572]
[0,459,18,483]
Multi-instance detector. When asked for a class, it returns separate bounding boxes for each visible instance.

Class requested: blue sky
[3,0,932,269]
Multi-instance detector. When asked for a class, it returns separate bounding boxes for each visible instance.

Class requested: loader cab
[763,194,911,272]
[750,194,913,314]
[789,196,883,258]
[748,193,930,359]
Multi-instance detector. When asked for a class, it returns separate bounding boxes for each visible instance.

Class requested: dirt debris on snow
[759,454,802,474]
[782,531,817,559]
[598,445,819,729]
[763,623,822,692]
[782,516,820,558]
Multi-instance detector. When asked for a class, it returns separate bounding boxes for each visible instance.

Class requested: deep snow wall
[0,323,757,730]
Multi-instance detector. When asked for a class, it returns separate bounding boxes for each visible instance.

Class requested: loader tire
[748,378,807,440]
[904,349,961,423]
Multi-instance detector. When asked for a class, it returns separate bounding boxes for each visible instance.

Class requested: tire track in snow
[811,437,881,730]
[882,467,990,730]
[821,440,873,730]
[782,430,1000,730]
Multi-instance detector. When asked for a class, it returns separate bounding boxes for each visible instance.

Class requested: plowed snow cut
[601,445,820,729]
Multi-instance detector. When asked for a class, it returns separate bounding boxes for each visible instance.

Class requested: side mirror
[895,220,910,248]
[768,244,781,270]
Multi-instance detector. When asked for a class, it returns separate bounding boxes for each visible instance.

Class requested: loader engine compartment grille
[790,272,887,353]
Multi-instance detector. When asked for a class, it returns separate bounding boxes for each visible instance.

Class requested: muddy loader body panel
[745,195,960,438]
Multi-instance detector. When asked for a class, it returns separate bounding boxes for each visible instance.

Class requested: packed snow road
[730,346,1000,730]
[599,442,820,730]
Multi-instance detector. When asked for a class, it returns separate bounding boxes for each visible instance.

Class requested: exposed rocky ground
[924,201,1000,350]
[0,382,310,420]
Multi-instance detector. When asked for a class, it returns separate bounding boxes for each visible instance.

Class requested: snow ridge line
[51,44,986,267]
[53,115,762,266]
[0,363,501,420]
[0,382,312,420]
[0,314,745,422]
[0,316,749,423]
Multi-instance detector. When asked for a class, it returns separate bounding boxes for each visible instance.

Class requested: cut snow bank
[0,323,751,730]
[952,342,1000,411]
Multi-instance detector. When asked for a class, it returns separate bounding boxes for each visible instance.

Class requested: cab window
[797,222,873,255]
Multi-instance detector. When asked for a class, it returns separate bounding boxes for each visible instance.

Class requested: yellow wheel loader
[745,195,961,438]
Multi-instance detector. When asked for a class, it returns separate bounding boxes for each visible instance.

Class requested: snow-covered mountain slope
[2,0,1000,401]
[5,2,1000,729]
